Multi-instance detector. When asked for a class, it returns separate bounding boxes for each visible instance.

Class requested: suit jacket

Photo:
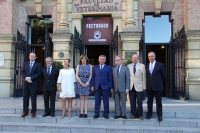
[127,63,146,92]
[41,66,59,92]
[112,65,130,92]
[145,61,166,91]
[21,61,42,88]
[91,64,112,90]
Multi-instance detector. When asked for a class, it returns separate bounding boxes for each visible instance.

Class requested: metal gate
[172,26,187,100]
[110,26,118,66]
[13,30,27,97]
[44,29,53,64]
[73,26,83,69]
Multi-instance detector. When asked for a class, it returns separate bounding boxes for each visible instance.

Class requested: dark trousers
[94,85,109,116]
[147,88,162,117]
[23,84,37,114]
[129,87,143,117]
[43,90,56,114]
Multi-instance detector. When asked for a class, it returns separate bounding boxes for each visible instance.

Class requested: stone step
[0,122,200,133]
[0,108,200,119]
[0,114,200,128]
[0,131,48,133]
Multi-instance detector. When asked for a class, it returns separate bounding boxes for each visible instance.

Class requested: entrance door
[85,45,110,66]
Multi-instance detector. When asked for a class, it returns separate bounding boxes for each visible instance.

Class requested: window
[143,15,171,43]
[28,18,53,44]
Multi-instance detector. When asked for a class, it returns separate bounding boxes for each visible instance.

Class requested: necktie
[117,66,119,75]
[150,63,153,74]
[47,68,50,76]
[100,65,103,71]
[29,63,33,74]
[133,64,136,74]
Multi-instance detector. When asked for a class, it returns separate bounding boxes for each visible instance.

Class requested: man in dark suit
[41,57,59,117]
[112,55,130,119]
[145,51,166,121]
[21,52,42,118]
[91,54,112,119]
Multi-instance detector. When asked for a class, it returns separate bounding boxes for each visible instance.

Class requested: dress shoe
[138,115,144,120]
[31,113,36,118]
[121,116,127,119]
[21,113,28,117]
[83,114,88,118]
[79,114,83,118]
[93,115,99,119]
[158,117,162,121]
[114,115,120,119]
[146,115,151,119]
[129,115,135,119]
[42,113,50,117]
[51,114,55,117]
[104,116,109,119]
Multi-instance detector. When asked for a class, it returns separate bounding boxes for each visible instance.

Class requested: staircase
[0,108,200,133]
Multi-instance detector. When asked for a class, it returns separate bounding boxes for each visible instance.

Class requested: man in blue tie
[21,52,42,118]
[127,54,146,120]
[91,54,112,119]
[112,55,130,119]
[41,57,59,117]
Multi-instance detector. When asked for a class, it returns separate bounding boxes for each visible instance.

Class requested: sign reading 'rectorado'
[73,0,121,13]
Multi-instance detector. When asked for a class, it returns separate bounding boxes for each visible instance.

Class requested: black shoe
[79,114,83,118]
[104,116,109,119]
[51,114,55,117]
[93,115,99,119]
[146,115,151,119]
[114,115,120,119]
[158,117,162,121]
[42,113,50,117]
[121,116,127,119]
[83,114,87,118]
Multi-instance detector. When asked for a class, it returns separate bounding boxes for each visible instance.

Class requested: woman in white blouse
[57,59,76,118]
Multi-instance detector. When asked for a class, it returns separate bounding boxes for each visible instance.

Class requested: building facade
[0,0,200,100]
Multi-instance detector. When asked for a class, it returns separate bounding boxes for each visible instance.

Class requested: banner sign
[83,16,112,44]
[73,0,121,13]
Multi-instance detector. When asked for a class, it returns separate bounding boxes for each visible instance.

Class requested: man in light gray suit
[112,55,130,119]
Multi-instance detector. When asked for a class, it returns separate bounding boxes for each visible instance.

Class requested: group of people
[21,51,166,122]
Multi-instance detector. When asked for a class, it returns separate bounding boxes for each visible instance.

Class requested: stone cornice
[186,77,200,85]
[71,13,83,19]
[186,30,200,36]
[119,31,142,37]
[112,12,122,19]
[0,35,15,42]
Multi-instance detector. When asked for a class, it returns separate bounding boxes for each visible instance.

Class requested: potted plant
[52,61,63,71]
[122,58,132,66]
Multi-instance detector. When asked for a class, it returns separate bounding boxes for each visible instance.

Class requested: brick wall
[0,0,13,34]
[188,0,200,30]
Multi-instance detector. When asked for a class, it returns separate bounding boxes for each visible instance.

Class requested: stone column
[59,0,69,30]
[0,35,15,97]
[124,0,138,31]
[51,0,71,63]
[185,31,200,100]
[71,14,83,33]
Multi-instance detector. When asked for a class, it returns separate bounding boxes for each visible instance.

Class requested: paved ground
[0,95,200,113]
